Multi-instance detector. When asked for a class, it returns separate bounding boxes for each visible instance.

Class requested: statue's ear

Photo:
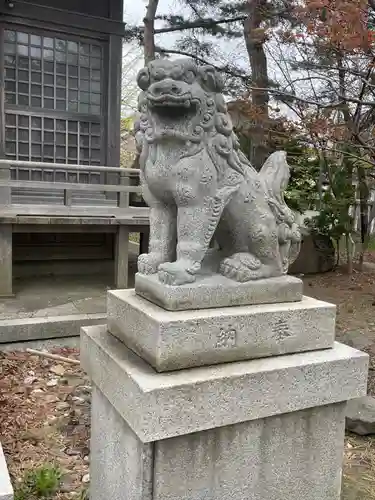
[137,67,150,91]
[199,65,224,93]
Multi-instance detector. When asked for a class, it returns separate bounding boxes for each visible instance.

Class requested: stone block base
[91,386,346,500]
[151,403,345,500]
[81,325,368,500]
[135,272,303,311]
[107,289,336,371]
[81,324,367,441]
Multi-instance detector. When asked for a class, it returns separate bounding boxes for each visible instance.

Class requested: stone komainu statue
[134,58,301,286]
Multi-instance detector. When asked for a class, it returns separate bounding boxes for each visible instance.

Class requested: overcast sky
[122,0,193,103]
[124,0,176,25]
[121,1,298,119]
[121,0,250,113]
[123,0,248,67]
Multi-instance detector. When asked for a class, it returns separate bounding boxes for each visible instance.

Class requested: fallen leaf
[50,364,66,376]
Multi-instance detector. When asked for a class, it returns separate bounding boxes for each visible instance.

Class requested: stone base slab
[0,313,106,344]
[81,324,368,442]
[135,272,303,311]
[107,289,336,371]
[90,385,347,500]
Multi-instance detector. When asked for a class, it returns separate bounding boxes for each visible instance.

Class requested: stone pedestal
[82,319,368,500]
[135,272,303,311]
[107,290,336,371]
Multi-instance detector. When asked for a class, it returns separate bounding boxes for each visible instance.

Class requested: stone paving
[0,254,138,322]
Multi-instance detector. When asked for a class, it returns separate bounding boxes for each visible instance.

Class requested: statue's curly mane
[134,62,258,185]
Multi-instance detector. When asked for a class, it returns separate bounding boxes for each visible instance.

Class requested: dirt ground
[302,266,375,498]
[0,349,89,499]
[303,266,375,394]
[1,267,375,498]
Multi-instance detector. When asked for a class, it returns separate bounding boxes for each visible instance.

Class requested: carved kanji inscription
[273,318,292,341]
[215,327,237,348]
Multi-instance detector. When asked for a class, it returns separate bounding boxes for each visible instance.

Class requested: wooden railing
[0,160,142,211]
[0,160,149,296]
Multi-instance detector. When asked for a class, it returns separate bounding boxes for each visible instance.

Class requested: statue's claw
[138,253,169,275]
[158,261,197,286]
[220,253,278,282]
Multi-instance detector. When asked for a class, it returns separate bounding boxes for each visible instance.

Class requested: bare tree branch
[153,15,247,34]
[353,55,375,129]
[248,86,375,108]
[185,0,202,19]
[155,47,251,80]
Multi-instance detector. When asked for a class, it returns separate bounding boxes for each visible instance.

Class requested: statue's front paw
[138,253,167,275]
[158,261,198,286]
[220,253,262,282]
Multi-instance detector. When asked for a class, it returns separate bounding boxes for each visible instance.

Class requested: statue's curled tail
[259,151,301,272]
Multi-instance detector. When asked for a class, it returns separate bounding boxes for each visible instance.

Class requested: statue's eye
[184,70,195,83]
[153,69,166,81]
[171,66,183,80]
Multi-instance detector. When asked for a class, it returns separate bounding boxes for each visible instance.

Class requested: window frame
[0,22,108,167]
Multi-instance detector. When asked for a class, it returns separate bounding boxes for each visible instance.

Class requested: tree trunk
[143,0,160,64]
[335,238,340,268]
[357,166,370,270]
[345,233,354,274]
[243,0,270,170]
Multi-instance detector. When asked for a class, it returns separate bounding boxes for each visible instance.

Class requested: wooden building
[0,1,149,300]
[0,0,124,170]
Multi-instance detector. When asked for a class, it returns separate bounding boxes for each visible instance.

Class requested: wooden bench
[0,160,150,297]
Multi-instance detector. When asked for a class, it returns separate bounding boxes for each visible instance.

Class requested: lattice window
[5,114,102,165]
[4,30,102,114]
[2,26,104,167]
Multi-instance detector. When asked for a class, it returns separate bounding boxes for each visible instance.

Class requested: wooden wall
[0,0,126,268]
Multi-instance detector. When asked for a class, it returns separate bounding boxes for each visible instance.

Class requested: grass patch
[14,464,61,499]
[77,488,89,500]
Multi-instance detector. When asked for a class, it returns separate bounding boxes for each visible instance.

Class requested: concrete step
[0,313,107,343]
[0,336,80,351]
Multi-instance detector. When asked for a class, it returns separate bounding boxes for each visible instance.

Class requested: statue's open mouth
[147,93,199,119]
[147,92,192,107]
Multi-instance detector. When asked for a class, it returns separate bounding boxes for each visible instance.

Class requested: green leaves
[320,6,328,22]
[283,140,321,213]
[14,464,61,499]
